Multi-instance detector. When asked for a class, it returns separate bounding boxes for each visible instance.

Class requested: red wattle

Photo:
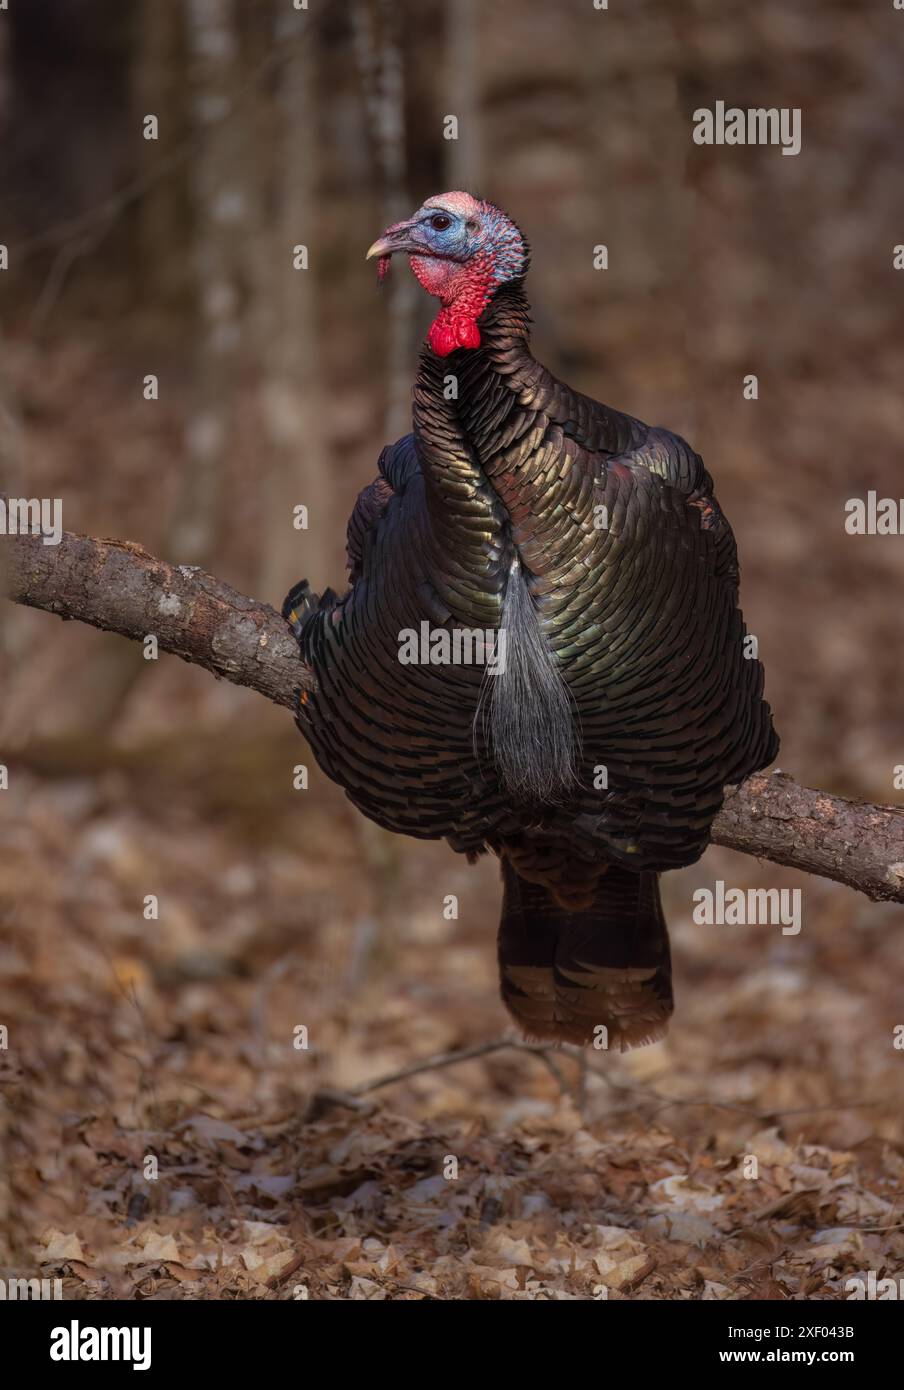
[428,311,482,356]
[409,250,496,357]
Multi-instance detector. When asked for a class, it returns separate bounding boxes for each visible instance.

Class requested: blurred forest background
[1,0,903,1300]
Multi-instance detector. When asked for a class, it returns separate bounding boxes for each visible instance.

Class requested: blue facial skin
[400,208,477,262]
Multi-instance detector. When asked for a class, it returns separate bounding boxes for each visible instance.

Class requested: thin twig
[347,1031,882,1123]
[587,1063,879,1123]
[350,1037,569,1095]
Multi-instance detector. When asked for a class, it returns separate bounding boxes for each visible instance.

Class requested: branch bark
[3,527,312,710]
[4,526,904,905]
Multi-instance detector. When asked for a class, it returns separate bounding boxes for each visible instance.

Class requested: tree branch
[714,773,904,905]
[3,527,312,709]
[4,526,904,904]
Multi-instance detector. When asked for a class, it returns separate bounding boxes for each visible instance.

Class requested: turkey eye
[430,214,451,230]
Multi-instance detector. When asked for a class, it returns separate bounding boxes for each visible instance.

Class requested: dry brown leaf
[40,1229,85,1263]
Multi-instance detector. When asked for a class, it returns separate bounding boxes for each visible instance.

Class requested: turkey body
[288,280,778,1048]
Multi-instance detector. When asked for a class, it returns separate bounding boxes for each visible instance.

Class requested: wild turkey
[284,191,778,1050]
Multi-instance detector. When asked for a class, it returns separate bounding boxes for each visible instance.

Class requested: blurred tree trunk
[46,0,246,737]
[136,0,190,311]
[255,4,331,604]
[168,0,244,566]
[444,0,480,190]
[353,0,415,443]
[585,7,693,424]
[0,367,26,732]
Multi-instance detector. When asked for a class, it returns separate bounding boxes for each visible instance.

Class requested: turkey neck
[411,281,548,613]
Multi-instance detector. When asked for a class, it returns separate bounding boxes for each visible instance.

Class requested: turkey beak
[365,232,395,261]
[365,219,423,261]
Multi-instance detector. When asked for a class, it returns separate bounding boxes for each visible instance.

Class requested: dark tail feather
[281,578,316,642]
[282,579,338,646]
[498,861,673,1051]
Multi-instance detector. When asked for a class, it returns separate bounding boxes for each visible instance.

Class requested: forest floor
[3,0,904,1303]
[2,734,903,1301]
